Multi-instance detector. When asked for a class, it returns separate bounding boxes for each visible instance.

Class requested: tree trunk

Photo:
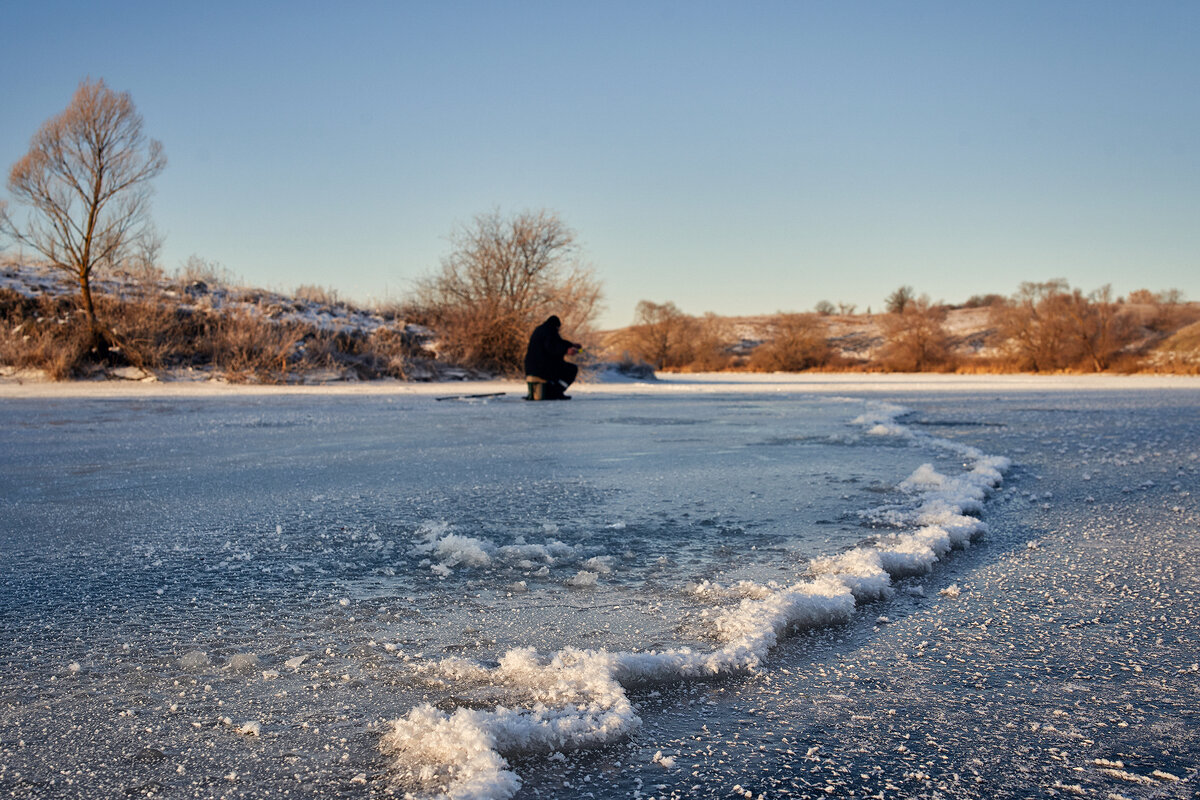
[78,271,98,320]
[77,271,106,350]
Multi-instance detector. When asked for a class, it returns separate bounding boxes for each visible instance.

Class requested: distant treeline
[2,261,1198,381]
[608,283,1200,376]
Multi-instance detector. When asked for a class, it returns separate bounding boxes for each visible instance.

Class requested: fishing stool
[525,376,547,401]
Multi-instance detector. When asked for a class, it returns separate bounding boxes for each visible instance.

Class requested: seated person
[524,315,581,400]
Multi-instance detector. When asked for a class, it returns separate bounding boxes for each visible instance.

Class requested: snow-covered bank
[2,371,1198,400]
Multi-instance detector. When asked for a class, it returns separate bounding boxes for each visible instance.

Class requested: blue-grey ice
[1,375,1197,799]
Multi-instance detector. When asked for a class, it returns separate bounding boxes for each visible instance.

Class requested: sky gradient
[3,1,1198,328]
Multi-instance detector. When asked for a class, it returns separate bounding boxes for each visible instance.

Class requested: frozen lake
[1,375,1198,799]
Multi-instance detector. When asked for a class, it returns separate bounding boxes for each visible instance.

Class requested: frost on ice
[380,399,1011,800]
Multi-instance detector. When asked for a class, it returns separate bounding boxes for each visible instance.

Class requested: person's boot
[544,380,571,400]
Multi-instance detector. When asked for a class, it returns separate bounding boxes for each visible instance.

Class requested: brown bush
[680,313,734,371]
[292,328,422,381]
[747,313,831,372]
[879,296,953,372]
[1108,353,1150,374]
[412,210,603,375]
[1130,291,1197,334]
[204,312,304,382]
[98,294,202,372]
[963,294,1005,309]
[616,302,733,371]
[989,281,1143,372]
[0,289,108,379]
[617,301,689,370]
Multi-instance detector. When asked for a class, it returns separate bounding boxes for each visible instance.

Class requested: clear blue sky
[3,1,1198,328]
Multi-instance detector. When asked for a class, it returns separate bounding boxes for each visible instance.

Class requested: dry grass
[1144,321,1200,374]
[0,286,427,382]
[0,289,100,379]
[175,255,239,289]
[294,284,342,306]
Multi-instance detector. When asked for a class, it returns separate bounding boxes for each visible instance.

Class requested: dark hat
[546,315,561,328]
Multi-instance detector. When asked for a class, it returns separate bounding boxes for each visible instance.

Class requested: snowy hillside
[0,262,459,383]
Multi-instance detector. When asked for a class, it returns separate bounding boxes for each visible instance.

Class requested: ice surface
[2,375,1198,799]
[377,396,1012,798]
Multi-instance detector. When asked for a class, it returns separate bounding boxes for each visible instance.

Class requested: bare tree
[685,313,734,371]
[413,209,603,374]
[884,285,916,314]
[615,302,733,371]
[988,280,1144,372]
[1126,288,1159,305]
[989,280,1072,371]
[964,293,1004,309]
[620,300,689,370]
[125,222,165,281]
[1060,285,1131,372]
[879,294,952,371]
[1127,287,1191,333]
[1160,288,1185,306]
[813,300,835,316]
[1,78,167,332]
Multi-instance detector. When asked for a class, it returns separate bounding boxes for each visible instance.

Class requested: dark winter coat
[523,316,580,382]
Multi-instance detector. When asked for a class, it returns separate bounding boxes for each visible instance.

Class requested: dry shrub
[380,300,436,327]
[0,291,186,381]
[0,319,95,380]
[747,313,830,372]
[114,261,166,284]
[1125,289,1196,334]
[295,284,341,306]
[293,328,421,380]
[95,294,199,372]
[988,281,1146,372]
[0,289,106,379]
[1108,353,1150,374]
[617,300,687,369]
[963,294,1005,309]
[879,297,953,372]
[427,304,530,376]
[367,326,434,376]
[175,255,238,289]
[208,312,306,382]
[413,210,603,375]
[680,314,734,371]
[1146,299,1200,334]
[617,301,733,371]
